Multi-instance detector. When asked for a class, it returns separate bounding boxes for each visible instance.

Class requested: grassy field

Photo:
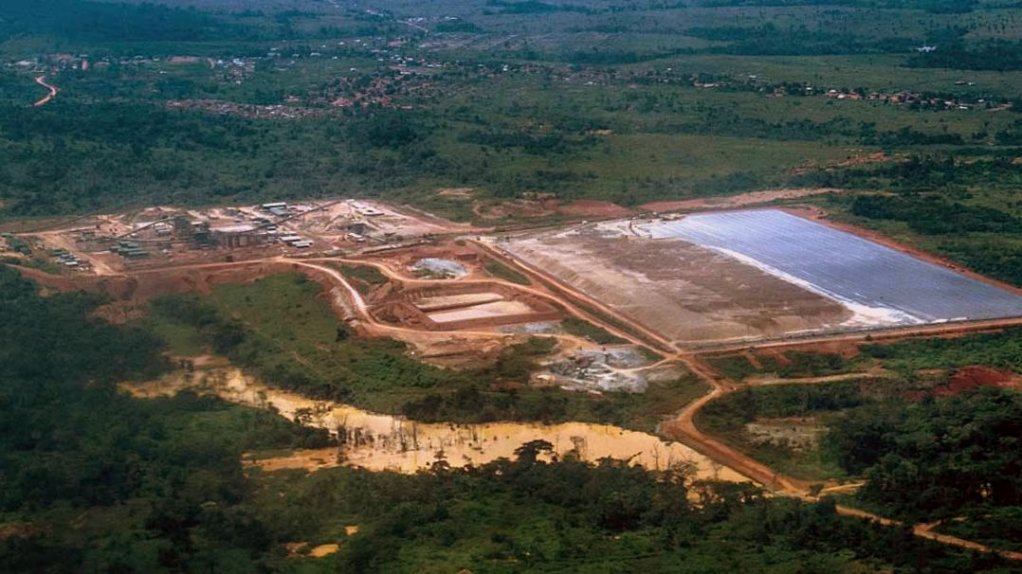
[145,273,460,412]
[334,262,389,294]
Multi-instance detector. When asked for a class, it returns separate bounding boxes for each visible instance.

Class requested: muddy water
[125,369,750,483]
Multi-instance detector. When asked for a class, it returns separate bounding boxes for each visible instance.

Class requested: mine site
[500,208,1022,347]
[7,193,1022,401]
[7,189,1022,564]
[12,1,1022,568]
[12,193,1020,353]
[7,193,1022,373]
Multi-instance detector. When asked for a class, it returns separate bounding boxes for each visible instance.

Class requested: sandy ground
[292,199,476,243]
[427,300,536,323]
[124,368,751,483]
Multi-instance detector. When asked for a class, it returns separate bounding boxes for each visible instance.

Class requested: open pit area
[501,209,1022,347]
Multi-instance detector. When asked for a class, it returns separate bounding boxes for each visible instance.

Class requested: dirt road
[661,354,811,493]
[33,76,58,107]
[290,259,599,352]
[305,253,670,357]
[662,352,1022,561]
[744,370,895,387]
[836,506,1022,561]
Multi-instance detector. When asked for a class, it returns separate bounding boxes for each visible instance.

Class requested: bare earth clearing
[503,223,852,345]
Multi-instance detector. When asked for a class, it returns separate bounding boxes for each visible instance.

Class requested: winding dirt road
[33,76,58,107]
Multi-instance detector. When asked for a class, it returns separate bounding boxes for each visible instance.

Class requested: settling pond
[640,209,1022,325]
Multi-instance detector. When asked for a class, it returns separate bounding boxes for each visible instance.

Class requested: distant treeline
[697,0,977,12]
[0,103,444,216]
[687,24,916,55]
[907,40,1022,71]
[0,0,227,42]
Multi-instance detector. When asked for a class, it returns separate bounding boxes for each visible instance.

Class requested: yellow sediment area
[310,543,340,558]
[124,369,750,483]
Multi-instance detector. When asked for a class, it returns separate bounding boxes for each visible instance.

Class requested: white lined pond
[639,210,1022,325]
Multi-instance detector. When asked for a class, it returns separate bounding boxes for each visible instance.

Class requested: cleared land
[428,299,535,324]
[503,220,851,345]
[504,209,1022,346]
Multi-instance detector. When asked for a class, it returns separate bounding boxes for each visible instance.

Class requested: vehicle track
[664,352,1022,561]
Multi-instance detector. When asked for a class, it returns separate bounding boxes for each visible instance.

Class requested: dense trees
[256,449,1007,572]
[829,389,1022,521]
[851,195,1022,235]
[0,265,331,571]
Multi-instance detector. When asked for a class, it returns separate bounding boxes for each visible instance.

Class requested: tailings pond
[640,210,1022,324]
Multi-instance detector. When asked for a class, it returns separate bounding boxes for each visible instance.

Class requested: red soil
[907,366,1021,400]
[556,200,634,218]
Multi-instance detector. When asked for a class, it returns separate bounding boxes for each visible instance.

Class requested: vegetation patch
[708,351,859,382]
[695,381,882,481]
[483,259,531,285]
[862,327,1022,374]
[829,387,1022,536]
[560,317,627,345]
[335,262,389,294]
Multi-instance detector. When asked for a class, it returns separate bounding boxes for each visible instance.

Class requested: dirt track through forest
[33,76,58,107]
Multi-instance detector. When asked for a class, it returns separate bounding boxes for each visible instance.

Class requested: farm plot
[502,209,1022,346]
